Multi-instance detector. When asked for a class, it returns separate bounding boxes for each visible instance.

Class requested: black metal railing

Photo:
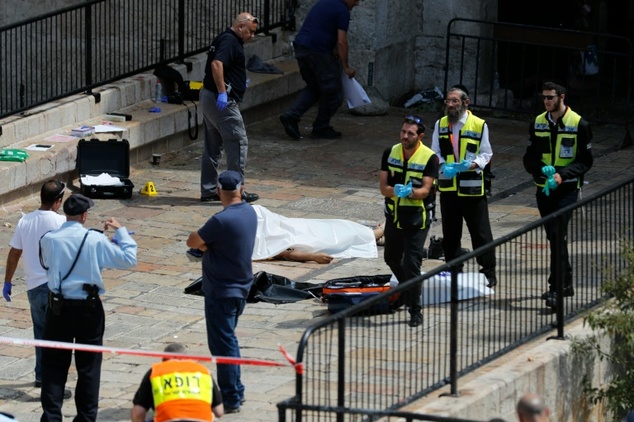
[0,0,295,119]
[443,18,633,148]
[277,176,634,421]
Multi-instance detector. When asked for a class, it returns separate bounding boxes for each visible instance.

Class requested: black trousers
[285,43,343,131]
[439,192,496,277]
[383,217,430,315]
[536,186,578,290]
[40,300,105,422]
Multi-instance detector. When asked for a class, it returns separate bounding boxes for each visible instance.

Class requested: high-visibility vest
[150,360,214,422]
[385,142,436,230]
[531,108,582,188]
[437,111,486,197]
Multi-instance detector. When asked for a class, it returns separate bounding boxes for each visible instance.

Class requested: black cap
[63,193,95,216]
[451,84,469,97]
[218,170,243,191]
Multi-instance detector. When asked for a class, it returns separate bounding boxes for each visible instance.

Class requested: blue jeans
[200,88,249,197]
[27,283,49,382]
[204,295,246,409]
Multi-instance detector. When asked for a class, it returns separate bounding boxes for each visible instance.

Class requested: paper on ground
[80,173,124,186]
[341,73,371,109]
[252,205,377,260]
[390,272,494,305]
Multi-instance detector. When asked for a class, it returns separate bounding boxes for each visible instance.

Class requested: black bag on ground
[183,271,322,305]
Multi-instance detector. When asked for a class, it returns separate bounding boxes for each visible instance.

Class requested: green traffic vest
[385,142,435,230]
[532,108,582,188]
[437,112,486,196]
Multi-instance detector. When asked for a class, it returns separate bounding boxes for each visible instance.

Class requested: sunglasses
[55,182,66,199]
[404,115,423,125]
[540,94,559,101]
[238,16,259,24]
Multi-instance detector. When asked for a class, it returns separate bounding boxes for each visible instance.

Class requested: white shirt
[431,111,493,173]
[9,209,66,290]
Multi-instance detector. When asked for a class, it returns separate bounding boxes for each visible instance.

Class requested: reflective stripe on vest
[385,142,435,230]
[150,360,213,422]
[437,112,486,196]
[532,109,582,188]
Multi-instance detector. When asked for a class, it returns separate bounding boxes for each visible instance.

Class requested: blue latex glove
[3,281,11,302]
[394,182,413,198]
[216,92,228,111]
[443,163,458,179]
[541,165,556,177]
[541,177,557,196]
[455,159,472,173]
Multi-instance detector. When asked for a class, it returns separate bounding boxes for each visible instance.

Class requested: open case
[77,138,134,199]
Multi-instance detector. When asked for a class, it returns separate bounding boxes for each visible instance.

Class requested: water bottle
[154,81,163,103]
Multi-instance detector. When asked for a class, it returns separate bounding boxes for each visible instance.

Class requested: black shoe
[408,313,423,327]
[225,406,241,414]
[280,114,301,139]
[486,275,497,288]
[242,191,259,203]
[63,389,72,400]
[542,287,574,300]
[201,193,221,202]
[310,127,342,139]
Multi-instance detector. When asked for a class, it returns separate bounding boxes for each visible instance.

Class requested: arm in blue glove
[443,163,458,179]
[394,182,413,198]
[3,281,11,302]
[455,159,472,173]
[541,165,556,178]
[216,92,228,111]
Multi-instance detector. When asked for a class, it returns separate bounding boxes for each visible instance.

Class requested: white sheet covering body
[252,205,378,260]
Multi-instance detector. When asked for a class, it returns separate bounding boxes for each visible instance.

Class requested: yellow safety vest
[532,108,582,188]
[437,111,486,197]
[150,360,214,422]
[385,142,436,230]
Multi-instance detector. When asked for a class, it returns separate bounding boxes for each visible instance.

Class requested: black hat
[451,84,469,97]
[218,170,243,191]
[63,193,95,215]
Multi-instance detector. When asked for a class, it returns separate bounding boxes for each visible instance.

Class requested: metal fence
[0,0,295,119]
[443,18,633,148]
[277,176,634,421]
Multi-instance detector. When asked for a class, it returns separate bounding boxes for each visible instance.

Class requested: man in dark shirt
[200,12,260,203]
[380,116,439,327]
[187,170,257,413]
[279,0,360,140]
[523,81,593,309]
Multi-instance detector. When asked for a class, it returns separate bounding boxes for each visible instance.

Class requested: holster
[48,291,64,316]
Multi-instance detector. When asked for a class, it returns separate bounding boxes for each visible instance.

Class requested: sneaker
[408,313,423,327]
[225,406,241,414]
[310,127,342,139]
[200,193,221,202]
[280,114,301,139]
[242,191,259,203]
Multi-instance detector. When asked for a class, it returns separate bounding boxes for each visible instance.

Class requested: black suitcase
[77,138,134,199]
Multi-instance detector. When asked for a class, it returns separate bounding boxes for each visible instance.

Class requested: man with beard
[523,81,593,309]
[431,85,497,288]
[380,116,438,327]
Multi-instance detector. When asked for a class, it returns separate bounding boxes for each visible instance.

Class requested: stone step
[0,37,301,205]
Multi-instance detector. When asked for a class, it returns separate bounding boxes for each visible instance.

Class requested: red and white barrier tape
[0,336,302,373]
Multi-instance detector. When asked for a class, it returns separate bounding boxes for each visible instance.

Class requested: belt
[63,298,100,307]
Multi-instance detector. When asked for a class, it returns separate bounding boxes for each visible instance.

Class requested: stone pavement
[0,106,632,421]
